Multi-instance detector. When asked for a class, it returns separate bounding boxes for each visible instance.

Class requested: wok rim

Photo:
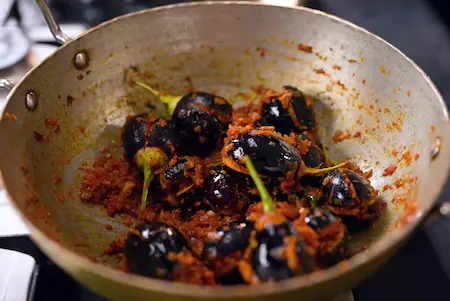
[1,1,449,297]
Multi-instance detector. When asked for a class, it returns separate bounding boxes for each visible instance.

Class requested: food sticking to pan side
[80,83,386,286]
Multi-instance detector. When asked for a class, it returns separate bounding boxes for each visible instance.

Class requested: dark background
[4,0,450,300]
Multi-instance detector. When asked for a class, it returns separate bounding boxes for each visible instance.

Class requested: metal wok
[0,1,449,300]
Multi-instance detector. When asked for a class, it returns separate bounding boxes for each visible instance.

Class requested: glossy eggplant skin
[161,156,198,187]
[298,133,325,168]
[322,169,374,208]
[203,221,253,261]
[172,92,232,158]
[244,216,314,282]
[284,85,316,131]
[122,114,178,160]
[122,113,149,160]
[123,221,188,279]
[225,132,301,178]
[304,207,337,230]
[304,207,348,267]
[202,221,253,285]
[297,133,326,188]
[147,121,179,157]
[160,156,203,210]
[204,166,251,215]
[261,98,296,134]
[345,169,374,202]
[259,86,316,134]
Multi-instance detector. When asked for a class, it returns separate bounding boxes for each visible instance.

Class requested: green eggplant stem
[244,156,275,213]
[141,168,154,212]
[304,161,347,175]
[135,147,167,212]
[134,81,181,114]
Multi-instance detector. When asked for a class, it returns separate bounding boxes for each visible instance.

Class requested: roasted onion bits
[160,156,204,208]
[239,156,315,284]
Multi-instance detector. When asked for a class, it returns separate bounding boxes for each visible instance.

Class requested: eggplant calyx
[134,81,181,114]
[244,155,274,213]
[302,161,347,176]
[135,147,168,211]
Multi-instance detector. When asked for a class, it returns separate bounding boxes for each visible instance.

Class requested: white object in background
[17,0,48,30]
[0,19,30,70]
[0,190,28,237]
[0,248,36,301]
[0,0,15,25]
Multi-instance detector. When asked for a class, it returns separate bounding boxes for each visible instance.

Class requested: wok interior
[0,4,446,269]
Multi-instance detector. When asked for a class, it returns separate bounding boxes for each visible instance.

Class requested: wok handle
[0,79,15,92]
[34,0,72,45]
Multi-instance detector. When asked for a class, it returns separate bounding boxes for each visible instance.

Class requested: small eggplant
[223,129,346,179]
[285,85,316,131]
[123,221,188,279]
[134,81,232,158]
[297,133,326,187]
[121,113,148,161]
[322,169,375,208]
[321,169,377,217]
[239,157,315,284]
[122,114,178,211]
[160,156,204,210]
[259,86,316,134]
[297,133,325,169]
[203,221,253,261]
[204,166,250,215]
[304,207,348,266]
[261,98,297,134]
[202,221,253,284]
[305,207,338,230]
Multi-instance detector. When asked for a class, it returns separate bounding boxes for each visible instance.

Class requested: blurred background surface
[0,1,449,300]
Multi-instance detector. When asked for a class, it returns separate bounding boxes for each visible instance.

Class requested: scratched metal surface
[0,2,448,301]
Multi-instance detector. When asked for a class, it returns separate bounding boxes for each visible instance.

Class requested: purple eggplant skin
[202,221,253,285]
[322,169,374,208]
[123,221,189,279]
[259,86,317,134]
[122,114,179,160]
[247,219,314,282]
[298,133,326,188]
[160,156,204,215]
[261,98,296,134]
[304,207,349,267]
[122,113,149,161]
[225,132,301,177]
[284,85,316,131]
[202,221,253,261]
[172,92,232,158]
